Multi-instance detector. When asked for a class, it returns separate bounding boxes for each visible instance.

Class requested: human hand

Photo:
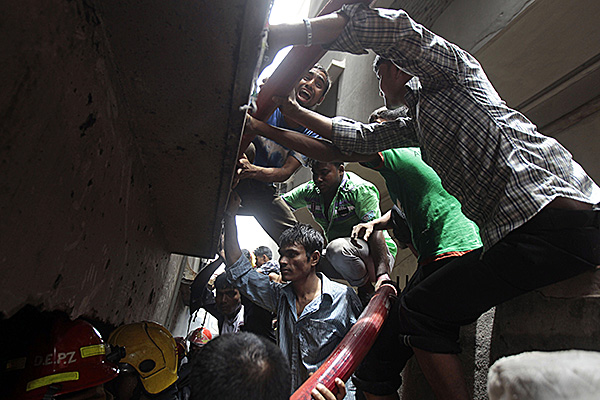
[351,222,375,244]
[310,378,346,400]
[375,273,392,291]
[272,88,301,118]
[236,156,260,180]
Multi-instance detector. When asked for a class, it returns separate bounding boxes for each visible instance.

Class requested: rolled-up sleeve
[226,256,281,313]
[332,117,418,154]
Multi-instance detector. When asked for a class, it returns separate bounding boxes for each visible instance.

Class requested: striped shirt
[282,171,397,256]
[226,255,362,390]
[328,4,600,250]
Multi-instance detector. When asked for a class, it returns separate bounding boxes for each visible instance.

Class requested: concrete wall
[0,0,181,324]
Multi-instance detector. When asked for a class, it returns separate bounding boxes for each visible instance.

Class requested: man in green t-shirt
[281,160,397,302]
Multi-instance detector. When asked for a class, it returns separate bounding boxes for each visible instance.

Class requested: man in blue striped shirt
[265,4,600,399]
[223,191,362,394]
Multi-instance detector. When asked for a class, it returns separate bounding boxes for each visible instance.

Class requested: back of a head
[213,273,234,291]
[278,223,324,258]
[253,246,272,260]
[190,332,291,400]
[368,105,409,123]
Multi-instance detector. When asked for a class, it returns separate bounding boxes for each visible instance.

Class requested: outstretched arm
[368,230,393,289]
[224,191,243,266]
[245,115,375,163]
[267,13,349,60]
[237,153,301,183]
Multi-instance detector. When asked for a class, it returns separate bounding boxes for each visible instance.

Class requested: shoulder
[321,273,357,299]
[342,172,378,198]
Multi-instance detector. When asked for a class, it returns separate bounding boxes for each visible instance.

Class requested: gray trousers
[320,237,394,287]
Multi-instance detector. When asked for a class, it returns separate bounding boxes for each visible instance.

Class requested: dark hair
[368,106,409,123]
[253,246,272,260]
[241,249,252,262]
[308,159,344,170]
[190,333,291,400]
[214,273,235,291]
[278,223,324,259]
[311,64,331,95]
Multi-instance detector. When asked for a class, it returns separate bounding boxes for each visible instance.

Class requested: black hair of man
[253,246,272,260]
[214,273,235,291]
[190,332,291,400]
[278,223,324,260]
[312,63,332,95]
[368,105,409,123]
[307,159,344,169]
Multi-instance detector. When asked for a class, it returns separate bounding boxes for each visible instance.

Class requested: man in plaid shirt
[265,4,600,399]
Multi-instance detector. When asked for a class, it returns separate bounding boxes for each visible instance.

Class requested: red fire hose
[239,0,372,156]
[290,283,397,399]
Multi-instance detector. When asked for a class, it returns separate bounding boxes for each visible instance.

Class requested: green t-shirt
[282,172,397,257]
[363,148,481,264]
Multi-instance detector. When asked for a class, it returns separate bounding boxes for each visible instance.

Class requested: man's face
[215,287,241,317]
[278,243,316,282]
[311,162,343,196]
[254,254,268,268]
[376,62,410,109]
[295,68,328,108]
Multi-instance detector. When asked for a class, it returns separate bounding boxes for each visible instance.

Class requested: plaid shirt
[328,4,600,250]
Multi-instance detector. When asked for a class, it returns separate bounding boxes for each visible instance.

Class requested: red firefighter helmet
[11,317,119,399]
[188,327,212,348]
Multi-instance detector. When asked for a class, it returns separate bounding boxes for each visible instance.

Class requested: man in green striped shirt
[282,160,397,302]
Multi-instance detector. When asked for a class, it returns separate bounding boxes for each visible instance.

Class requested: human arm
[280,181,311,211]
[270,93,335,141]
[237,152,301,183]
[352,184,396,284]
[245,115,375,163]
[351,209,394,242]
[224,191,243,266]
[270,4,460,82]
[369,230,393,288]
[266,12,349,57]
[352,210,395,287]
[223,191,280,312]
[266,93,418,155]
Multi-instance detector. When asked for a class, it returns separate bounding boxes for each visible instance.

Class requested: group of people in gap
[2,3,598,400]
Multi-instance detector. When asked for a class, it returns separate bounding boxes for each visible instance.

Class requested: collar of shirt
[221,304,244,334]
[281,273,334,321]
